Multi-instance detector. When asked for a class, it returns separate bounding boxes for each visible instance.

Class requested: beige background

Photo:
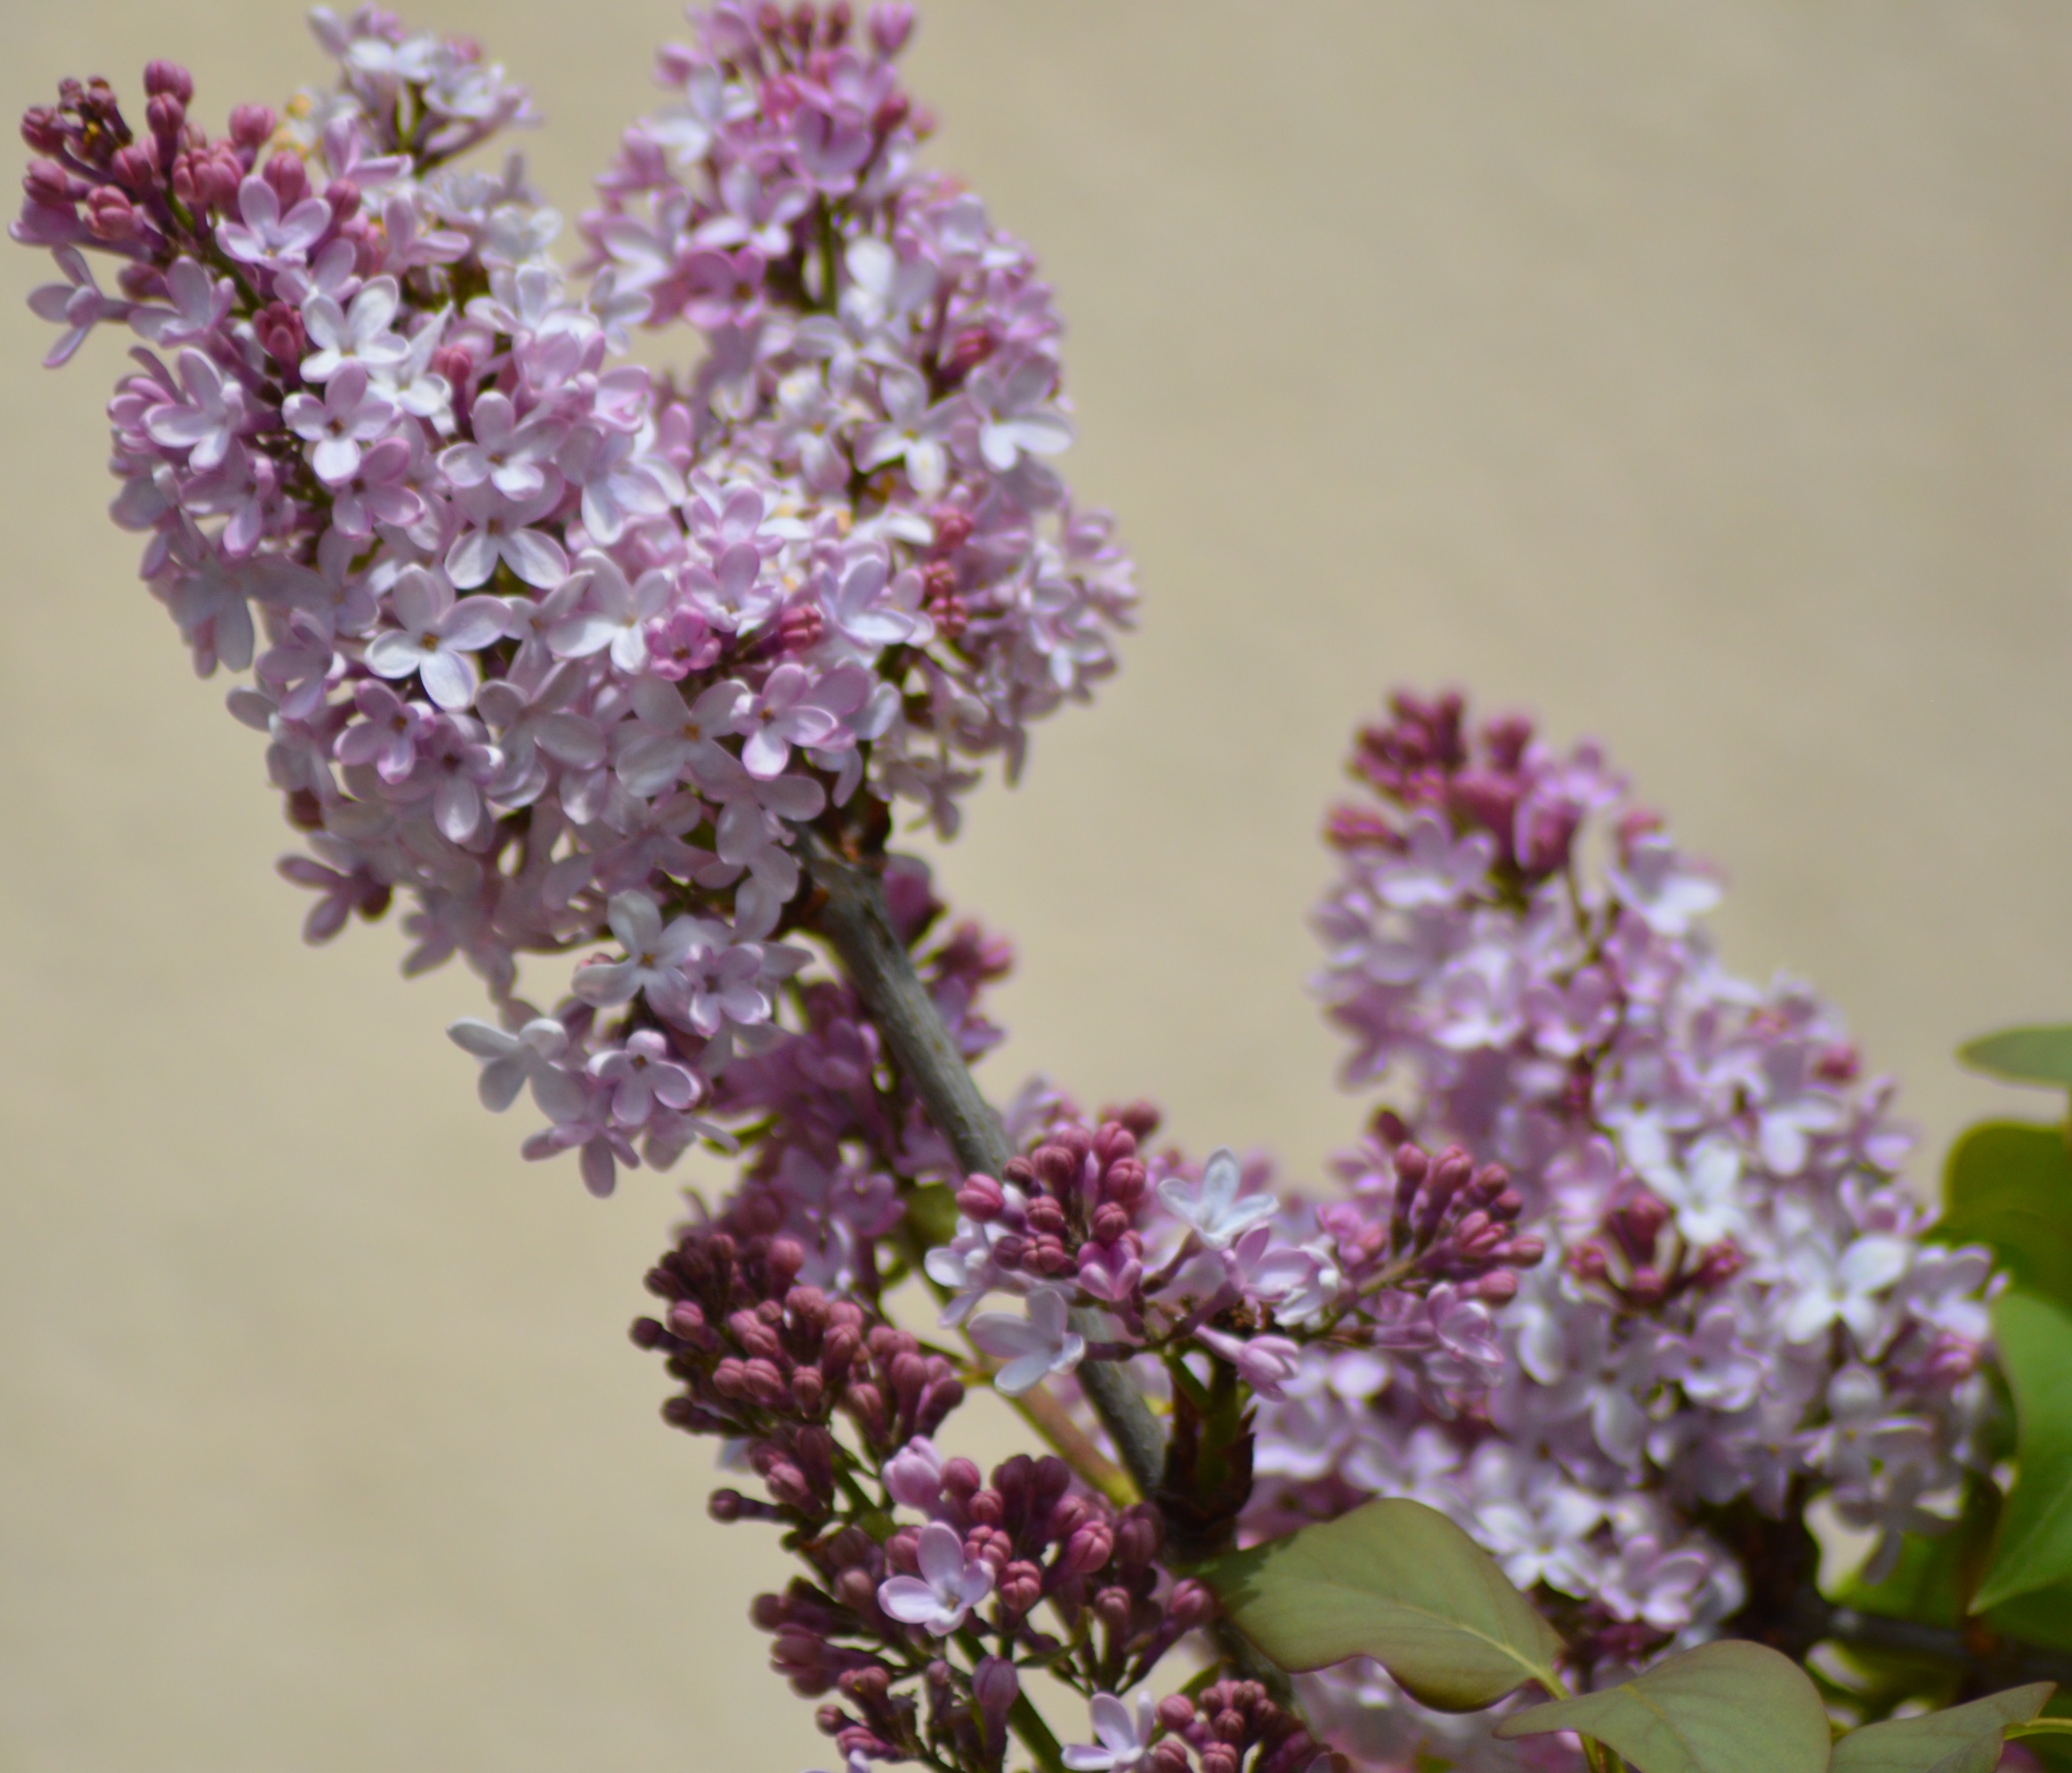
[4,3,2072,1768]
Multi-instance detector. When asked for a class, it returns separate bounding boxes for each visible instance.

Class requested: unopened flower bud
[142,61,193,103]
[972,1654,1017,1716]
[956,1173,1005,1219]
[84,187,137,240]
[868,3,917,57]
[227,103,277,150]
[1156,1695,1197,1732]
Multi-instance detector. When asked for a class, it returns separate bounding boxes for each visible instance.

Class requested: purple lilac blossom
[1249,690,1995,1771]
[17,2,1133,1202]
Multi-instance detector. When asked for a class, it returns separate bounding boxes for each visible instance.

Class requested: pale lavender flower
[877,1521,993,1636]
[1064,1693,1155,1773]
[967,1287,1084,1396]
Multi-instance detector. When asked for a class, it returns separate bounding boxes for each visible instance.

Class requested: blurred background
[4,2,2072,1767]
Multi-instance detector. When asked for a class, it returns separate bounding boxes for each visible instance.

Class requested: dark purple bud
[227,103,277,151]
[709,1487,748,1521]
[1026,1196,1066,1236]
[1060,1522,1113,1577]
[956,1174,1005,1220]
[145,93,185,149]
[628,1316,668,1350]
[142,60,193,102]
[261,149,308,207]
[1626,1267,1667,1308]
[1157,1695,1197,1731]
[1094,1586,1133,1631]
[1168,1579,1215,1629]
[109,142,157,192]
[1032,1144,1078,1194]
[942,1457,983,1502]
[1092,1203,1131,1243]
[1477,1270,1518,1304]
[1115,1510,1161,1567]
[1150,1745,1191,1773]
[972,1655,1017,1716]
[833,1567,876,1613]
[84,186,138,240]
[996,1560,1042,1615]
[1568,1242,1610,1283]
[1691,1241,1744,1290]
[1504,1235,1547,1268]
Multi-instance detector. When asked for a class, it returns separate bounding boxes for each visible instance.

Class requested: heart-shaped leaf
[1959,1024,2072,1089]
[1493,1640,1829,1773]
[1202,1497,1565,1712]
[1829,1683,2055,1773]
[1935,1121,2072,1313]
[1976,1290,2072,1609]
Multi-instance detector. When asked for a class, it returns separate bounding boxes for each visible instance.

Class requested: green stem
[1008,1692,1067,1773]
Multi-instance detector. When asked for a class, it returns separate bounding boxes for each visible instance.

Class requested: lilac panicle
[1249,690,1994,1769]
[16,1,1134,1204]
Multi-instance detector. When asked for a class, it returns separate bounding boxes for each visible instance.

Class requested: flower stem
[799,828,1168,1500]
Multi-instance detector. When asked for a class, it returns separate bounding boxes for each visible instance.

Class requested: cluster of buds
[635,1203,965,1524]
[1322,1136,1546,1306]
[1146,1680,1326,1773]
[1560,1171,1745,1309]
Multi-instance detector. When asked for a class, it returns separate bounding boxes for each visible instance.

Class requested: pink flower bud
[868,2,916,56]
[955,1173,1005,1219]
[1156,1696,1197,1732]
[142,61,194,103]
[972,1655,1018,1716]
[227,103,277,151]
[84,186,137,240]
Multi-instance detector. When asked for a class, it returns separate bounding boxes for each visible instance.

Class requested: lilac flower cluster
[923,1120,1542,1437]
[17,0,1132,1202]
[1250,690,1994,1766]
[629,1029,1340,1773]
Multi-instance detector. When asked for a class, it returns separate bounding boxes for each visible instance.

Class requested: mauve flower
[1064,1692,1155,1773]
[1156,1147,1277,1251]
[363,567,510,711]
[281,361,396,485]
[968,1287,1085,1397]
[878,1521,993,1636]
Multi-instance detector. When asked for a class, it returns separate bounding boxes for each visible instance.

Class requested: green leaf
[1202,1497,1565,1711]
[1493,1640,1829,1773]
[1976,1290,2072,1609]
[1829,1683,2055,1773]
[1960,1025,2072,1089]
[1935,1121,2072,1313]
[1984,1576,2072,1653]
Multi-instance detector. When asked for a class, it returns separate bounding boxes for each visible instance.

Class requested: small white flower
[1158,1147,1279,1251]
[968,1287,1085,1396]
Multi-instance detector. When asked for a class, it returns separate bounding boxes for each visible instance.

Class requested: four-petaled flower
[967,1287,1085,1397]
[1156,1147,1278,1251]
[1063,1693,1155,1773]
[877,1521,993,1636]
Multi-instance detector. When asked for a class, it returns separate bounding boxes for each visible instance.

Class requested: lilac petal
[433,775,482,842]
[915,1522,964,1589]
[534,713,605,768]
[441,597,513,652]
[363,632,425,680]
[418,647,478,712]
[476,1055,528,1112]
[571,959,640,1008]
[500,528,569,590]
[445,529,499,589]
[447,1018,518,1059]
[877,1576,943,1626]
